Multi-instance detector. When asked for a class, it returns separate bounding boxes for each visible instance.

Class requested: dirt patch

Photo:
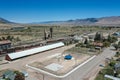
[29,53,91,76]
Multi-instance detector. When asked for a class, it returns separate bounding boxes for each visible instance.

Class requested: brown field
[0,24,119,46]
[29,52,91,76]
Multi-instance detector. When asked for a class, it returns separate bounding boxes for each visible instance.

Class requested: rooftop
[93,42,103,47]
[0,40,11,45]
[114,62,120,68]
[3,70,16,80]
[6,42,64,60]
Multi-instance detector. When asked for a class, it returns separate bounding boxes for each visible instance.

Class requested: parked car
[22,71,28,77]
[99,64,104,67]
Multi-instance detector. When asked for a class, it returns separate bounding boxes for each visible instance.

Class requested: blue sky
[0,0,120,23]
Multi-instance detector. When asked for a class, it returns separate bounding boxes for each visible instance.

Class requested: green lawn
[95,60,118,80]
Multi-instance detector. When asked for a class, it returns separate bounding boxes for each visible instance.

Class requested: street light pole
[43,74,45,80]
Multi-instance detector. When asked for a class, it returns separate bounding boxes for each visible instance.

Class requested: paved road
[0,45,116,80]
[26,46,116,80]
[60,46,116,80]
[0,44,75,80]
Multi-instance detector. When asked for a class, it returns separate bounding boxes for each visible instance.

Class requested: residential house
[0,40,11,50]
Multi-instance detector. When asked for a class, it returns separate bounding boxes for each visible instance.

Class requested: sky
[0,0,120,23]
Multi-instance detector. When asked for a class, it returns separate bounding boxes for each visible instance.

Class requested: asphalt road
[60,46,116,80]
[0,44,75,80]
[0,45,116,80]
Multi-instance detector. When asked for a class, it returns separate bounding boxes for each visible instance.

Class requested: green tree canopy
[94,32,103,42]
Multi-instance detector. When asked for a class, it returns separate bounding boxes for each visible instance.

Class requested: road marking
[26,55,96,78]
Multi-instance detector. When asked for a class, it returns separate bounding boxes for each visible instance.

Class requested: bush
[94,32,103,41]
[103,41,110,47]
[113,44,119,50]
[14,71,25,80]
[112,36,118,43]
[104,69,114,76]
[109,61,116,67]
[75,43,85,47]
[84,38,88,44]
[115,52,120,57]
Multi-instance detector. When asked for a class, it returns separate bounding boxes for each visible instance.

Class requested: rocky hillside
[1,16,120,27]
[0,17,12,23]
[38,16,120,26]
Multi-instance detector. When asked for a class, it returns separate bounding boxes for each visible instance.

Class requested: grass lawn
[95,60,117,80]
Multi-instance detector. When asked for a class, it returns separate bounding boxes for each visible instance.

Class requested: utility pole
[44,29,47,40]
[43,74,45,80]
[50,27,53,38]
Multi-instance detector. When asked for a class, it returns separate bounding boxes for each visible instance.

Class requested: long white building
[5,42,64,61]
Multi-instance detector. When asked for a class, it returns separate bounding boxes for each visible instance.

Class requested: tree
[14,71,25,80]
[107,35,112,43]
[6,35,14,41]
[113,44,119,50]
[103,41,110,47]
[84,38,88,44]
[118,41,120,47]
[16,37,21,41]
[7,35,11,40]
[94,32,103,41]
[115,52,120,57]
[2,36,6,40]
[107,35,118,43]
[27,27,31,32]
[109,61,116,67]
[105,68,114,76]
[112,36,118,43]
[75,43,85,47]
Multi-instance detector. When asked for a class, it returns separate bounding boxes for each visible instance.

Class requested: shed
[114,62,120,71]
[2,70,16,80]
[113,32,120,37]
[0,40,11,50]
[93,42,103,47]
[5,42,64,61]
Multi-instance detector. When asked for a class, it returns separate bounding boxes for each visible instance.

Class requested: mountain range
[1,16,120,26]
[0,17,12,23]
[38,16,120,26]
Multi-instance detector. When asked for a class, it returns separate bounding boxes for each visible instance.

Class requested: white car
[22,71,28,77]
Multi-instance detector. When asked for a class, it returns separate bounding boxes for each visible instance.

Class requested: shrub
[103,41,110,47]
[115,52,120,57]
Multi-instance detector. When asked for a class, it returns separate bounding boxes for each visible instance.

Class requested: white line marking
[26,55,96,78]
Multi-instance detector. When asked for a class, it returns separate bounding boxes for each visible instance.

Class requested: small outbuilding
[93,42,103,47]
[114,62,120,71]
[2,70,16,80]
[0,40,11,51]
[113,32,120,37]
